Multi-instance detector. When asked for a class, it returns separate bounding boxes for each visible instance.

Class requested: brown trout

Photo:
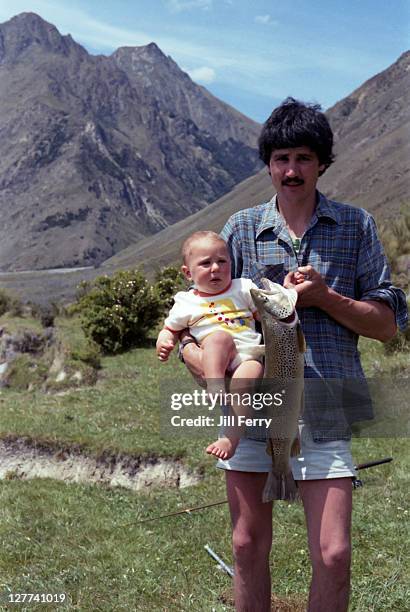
[250,278,306,503]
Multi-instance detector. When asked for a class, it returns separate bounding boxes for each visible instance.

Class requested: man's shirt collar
[315,192,341,225]
[255,191,341,239]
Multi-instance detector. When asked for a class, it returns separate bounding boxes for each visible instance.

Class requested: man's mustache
[282,178,304,186]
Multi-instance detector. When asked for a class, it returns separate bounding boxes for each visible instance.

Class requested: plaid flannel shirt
[221,191,408,441]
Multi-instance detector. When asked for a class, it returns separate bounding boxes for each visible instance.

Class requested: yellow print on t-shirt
[198,298,252,334]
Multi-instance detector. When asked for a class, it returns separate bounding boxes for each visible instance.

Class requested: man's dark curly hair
[258,97,335,176]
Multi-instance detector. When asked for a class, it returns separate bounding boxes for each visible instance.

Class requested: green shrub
[4,355,49,390]
[0,289,23,317]
[379,203,410,284]
[76,280,92,301]
[8,297,24,317]
[153,265,187,315]
[70,341,102,369]
[30,302,58,327]
[384,322,410,355]
[10,330,50,354]
[0,288,11,316]
[76,269,162,353]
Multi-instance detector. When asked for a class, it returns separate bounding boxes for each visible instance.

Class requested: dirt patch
[0,438,201,491]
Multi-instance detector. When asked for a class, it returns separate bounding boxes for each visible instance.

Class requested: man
[181,98,408,611]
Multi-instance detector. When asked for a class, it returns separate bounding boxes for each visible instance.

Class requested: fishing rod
[355,457,392,470]
[204,545,234,577]
[133,456,393,525]
[128,499,228,526]
[352,456,393,488]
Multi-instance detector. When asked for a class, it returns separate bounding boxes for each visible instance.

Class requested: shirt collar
[255,190,340,238]
[255,195,283,238]
[315,192,341,224]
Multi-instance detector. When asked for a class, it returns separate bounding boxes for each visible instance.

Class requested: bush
[0,289,23,317]
[76,269,162,353]
[0,289,11,316]
[4,355,49,390]
[76,280,92,301]
[11,330,49,354]
[8,297,24,317]
[384,321,410,355]
[30,303,58,327]
[153,265,187,315]
[70,341,102,369]
[379,203,410,289]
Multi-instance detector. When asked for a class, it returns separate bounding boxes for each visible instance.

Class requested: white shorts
[228,351,263,372]
[216,422,356,480]
[228,343,264,373]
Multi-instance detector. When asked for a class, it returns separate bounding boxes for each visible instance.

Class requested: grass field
[0,315,409,611]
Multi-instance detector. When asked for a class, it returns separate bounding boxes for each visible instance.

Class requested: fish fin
[290,436,301,457]
[297,323,306,352]
[262,470,299,503]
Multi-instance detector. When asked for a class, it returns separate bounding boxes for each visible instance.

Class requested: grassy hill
[0,311,409,610]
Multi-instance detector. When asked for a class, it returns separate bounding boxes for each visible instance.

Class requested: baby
[156,231,264,460]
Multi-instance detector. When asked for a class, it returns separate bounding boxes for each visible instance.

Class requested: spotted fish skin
[250,278,305,503]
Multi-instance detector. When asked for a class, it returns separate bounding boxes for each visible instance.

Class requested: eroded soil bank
[0,437,201,491]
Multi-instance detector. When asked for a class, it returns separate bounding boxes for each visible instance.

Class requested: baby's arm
[156,328,180,361]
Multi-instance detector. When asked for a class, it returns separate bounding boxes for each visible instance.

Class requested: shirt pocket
[249,261,285,287]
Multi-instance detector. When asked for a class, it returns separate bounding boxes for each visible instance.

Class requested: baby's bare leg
[207,359,264,460]
[201,331,237,395]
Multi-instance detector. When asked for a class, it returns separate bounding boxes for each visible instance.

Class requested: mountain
[0,12,261,272]
[103,51,410,273]
[1,44,408,305]
[320,50,410,214]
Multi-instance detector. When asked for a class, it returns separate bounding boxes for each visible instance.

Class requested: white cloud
[166,0,213,12]
[186,65,216,84]
[255,14,278,26]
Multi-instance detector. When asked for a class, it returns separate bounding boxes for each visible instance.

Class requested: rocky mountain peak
[111,41,259,146]
[396,50,410,68]
[112,41,178,78]
[136,41,168,61]
[0,12,261,272]
[0,12,86,63]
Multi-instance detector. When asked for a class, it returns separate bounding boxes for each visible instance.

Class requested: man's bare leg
[226,471,273,612]
[298,478,352,612]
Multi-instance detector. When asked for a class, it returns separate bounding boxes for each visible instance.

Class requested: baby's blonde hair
[181,231,228,264]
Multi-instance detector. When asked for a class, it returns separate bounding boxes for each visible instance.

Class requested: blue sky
[0,0,408,122]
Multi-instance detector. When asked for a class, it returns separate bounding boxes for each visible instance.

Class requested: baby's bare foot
[206,436,239,460]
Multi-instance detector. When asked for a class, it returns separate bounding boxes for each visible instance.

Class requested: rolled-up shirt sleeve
[356,214,408,331]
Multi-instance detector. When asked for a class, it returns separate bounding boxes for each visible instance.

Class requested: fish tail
[262,470,299,503]
[290,436,301,457]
